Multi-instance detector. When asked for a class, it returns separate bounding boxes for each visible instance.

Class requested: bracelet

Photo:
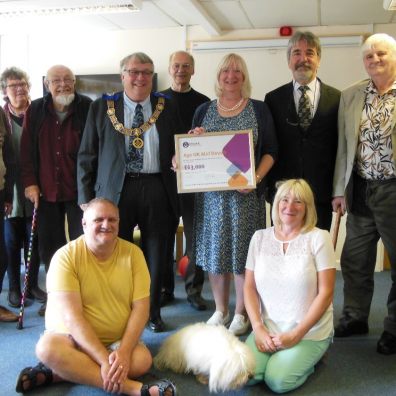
[255,174,262,184]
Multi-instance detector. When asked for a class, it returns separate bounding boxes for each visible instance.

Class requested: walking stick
[17,207,38,330]
[332,207,342,249]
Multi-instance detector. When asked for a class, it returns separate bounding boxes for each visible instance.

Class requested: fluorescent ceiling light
[383,0,396,10]
[0,1,142,17]
[192,36,363,52]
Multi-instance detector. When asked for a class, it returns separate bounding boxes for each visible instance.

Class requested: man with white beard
[20,65,92,316]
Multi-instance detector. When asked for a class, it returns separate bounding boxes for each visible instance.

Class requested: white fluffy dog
[154,322,256,393]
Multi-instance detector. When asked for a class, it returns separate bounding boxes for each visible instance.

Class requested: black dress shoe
[148,317,165,332]
[38,302,46,317]
[8,290,34,308]
[27,286,47,303]
[334,318,369,337]
[7,290,22,308]
[187,294,207,311]
[160,292,175,307]
[377,331,396,355]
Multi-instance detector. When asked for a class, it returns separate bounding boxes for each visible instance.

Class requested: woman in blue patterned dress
[191,53,277,335]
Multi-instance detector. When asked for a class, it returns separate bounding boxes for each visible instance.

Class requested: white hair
[361,33,396,57]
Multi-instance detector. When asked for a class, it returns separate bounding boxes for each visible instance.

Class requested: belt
[125,172,161,178]
[354,172,396,187]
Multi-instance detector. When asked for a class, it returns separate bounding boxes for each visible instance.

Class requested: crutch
[332,207,342,249]
[17,207,38,330]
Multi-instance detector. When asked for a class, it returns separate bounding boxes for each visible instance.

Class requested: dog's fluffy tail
[153,334,189,374]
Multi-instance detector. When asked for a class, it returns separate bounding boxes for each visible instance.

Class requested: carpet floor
[1,269,395,396]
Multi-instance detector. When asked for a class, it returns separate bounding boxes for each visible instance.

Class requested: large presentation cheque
[175,130,256,193]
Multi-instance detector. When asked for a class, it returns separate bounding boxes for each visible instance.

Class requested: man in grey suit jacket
[265,31,340,230]
[332,33,396,355]
[77,52,181,333]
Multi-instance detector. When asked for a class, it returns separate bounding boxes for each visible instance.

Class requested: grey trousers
[341,173,396,335]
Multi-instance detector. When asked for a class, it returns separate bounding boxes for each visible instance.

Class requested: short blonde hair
[271,179,317,233]
[214,53,251,98]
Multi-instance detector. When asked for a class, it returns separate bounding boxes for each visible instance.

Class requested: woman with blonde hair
[244,178,336,393]
[191,53,277,335]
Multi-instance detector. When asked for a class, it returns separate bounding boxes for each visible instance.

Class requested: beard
[294,63,315,84]
[54,93,75,107]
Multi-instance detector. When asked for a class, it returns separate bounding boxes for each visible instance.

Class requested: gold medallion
[132,137,144,149]
[107,97,165,139]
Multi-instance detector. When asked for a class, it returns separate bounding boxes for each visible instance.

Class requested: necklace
[217,97,244,112]
[106,97,165,149]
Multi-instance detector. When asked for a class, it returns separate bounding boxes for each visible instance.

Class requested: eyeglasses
[48,78,75,86]
[6,82,28,90]
[171,63,191,70]
[123,69,153,77]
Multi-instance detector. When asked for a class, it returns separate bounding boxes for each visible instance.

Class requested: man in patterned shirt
[332,33,396,355]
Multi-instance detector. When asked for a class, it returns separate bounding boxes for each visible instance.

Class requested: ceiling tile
[240,0,318,29]
[200,0,253,30]
[321,0,393,25]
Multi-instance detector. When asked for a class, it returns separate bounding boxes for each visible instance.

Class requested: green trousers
[245,332,331,394]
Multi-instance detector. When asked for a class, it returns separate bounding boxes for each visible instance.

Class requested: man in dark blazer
[77,52,181,332]
[265,31,340,230]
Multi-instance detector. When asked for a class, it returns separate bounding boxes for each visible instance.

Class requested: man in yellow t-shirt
[16,198,176,396]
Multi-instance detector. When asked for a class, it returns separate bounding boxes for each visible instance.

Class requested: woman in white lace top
[244,178,336,393]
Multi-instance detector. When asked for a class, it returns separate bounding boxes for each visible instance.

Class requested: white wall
[191,45,367,101]
[1,23,395,269]
[0,27,185,100]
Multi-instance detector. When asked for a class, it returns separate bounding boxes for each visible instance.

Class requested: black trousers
[118,174,173,320]
[0,190,6,293]
[315,202,333,231]
[38,199,83,271]
[162,192,204,297]
[340,173,396,335]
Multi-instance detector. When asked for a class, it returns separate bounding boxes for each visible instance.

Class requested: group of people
[0,29,394,395]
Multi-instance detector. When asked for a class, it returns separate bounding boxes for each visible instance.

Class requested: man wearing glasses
[21,65,92,316]
[161,51,209,311]
[77,53,182,332]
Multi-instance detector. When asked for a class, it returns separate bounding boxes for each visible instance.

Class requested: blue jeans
[245,332,331,394]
